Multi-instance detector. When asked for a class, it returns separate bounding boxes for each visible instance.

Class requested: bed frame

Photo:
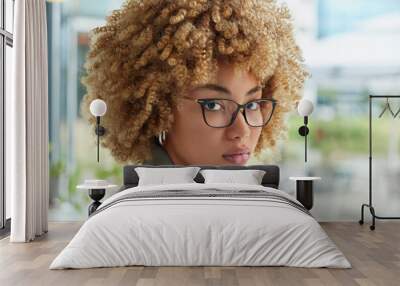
[120,165,280,191]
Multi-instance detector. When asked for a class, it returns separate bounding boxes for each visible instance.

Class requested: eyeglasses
[181,96,277,128]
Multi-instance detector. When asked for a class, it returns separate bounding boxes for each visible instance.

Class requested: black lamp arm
[95,117,106,136]
[94,116,106,162]
[298,116,309,163]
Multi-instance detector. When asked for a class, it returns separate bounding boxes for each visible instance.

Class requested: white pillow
[135,167,200,186]
[200,169,266,185]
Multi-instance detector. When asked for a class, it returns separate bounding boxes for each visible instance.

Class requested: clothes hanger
[378,98,395,118]
[393,105,400,118]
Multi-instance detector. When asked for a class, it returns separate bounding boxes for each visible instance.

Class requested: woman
[81,0,307,165]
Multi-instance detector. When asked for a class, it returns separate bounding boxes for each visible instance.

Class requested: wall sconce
[89,99,107,162]
[297,99,314,163]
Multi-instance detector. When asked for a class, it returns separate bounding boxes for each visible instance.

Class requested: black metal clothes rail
[359,95,400,230]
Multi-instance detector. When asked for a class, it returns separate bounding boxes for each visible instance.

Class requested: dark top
[143,138,174,165]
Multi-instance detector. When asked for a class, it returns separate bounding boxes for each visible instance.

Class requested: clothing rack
[359,95,400,230]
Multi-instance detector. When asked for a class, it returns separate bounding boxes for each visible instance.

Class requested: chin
[220,159,248,166]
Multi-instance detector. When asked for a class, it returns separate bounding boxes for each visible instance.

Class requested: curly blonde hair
[81,0,308,164]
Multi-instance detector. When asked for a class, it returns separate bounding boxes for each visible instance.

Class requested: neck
[163,138,188,165]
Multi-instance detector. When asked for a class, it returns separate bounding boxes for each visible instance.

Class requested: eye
[203,100,222,111]
[246,101,260,111]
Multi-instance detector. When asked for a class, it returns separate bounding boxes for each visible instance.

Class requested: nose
[225,110,251,140]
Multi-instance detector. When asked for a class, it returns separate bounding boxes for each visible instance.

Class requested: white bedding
[50,183,351,269]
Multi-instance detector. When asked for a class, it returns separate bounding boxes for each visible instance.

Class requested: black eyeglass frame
[181,96,277,128]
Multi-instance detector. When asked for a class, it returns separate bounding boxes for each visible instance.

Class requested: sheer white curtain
[7,0,49,242]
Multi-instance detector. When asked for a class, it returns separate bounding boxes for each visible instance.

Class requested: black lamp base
[298,125,309,136]
[95,125,106,136]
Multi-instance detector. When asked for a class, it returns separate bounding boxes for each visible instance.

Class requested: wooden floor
[0,222,399,286]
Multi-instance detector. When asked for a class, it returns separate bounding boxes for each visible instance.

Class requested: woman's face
[164,61,264,165]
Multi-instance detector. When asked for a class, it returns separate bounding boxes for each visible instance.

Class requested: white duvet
[50,183,351,269]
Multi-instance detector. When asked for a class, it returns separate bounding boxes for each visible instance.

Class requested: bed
[50,165,351,269]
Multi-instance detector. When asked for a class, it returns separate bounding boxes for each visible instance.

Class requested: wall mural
[46,0,400,221]
[80,0,306,167]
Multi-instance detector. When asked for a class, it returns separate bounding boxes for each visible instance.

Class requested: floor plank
[0,222,399,286]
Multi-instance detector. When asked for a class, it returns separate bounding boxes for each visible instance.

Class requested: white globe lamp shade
[90,99,107,117]
[297,99,314,117]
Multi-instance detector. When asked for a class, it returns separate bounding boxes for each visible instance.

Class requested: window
[47,1,124,221]
[0,0,14,236]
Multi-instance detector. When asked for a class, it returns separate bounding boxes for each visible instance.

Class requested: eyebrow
[193,84,262,96]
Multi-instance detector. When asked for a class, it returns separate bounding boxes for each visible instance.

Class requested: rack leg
[359,203,379,231]
[359,204,400,230]
[369,206,376,231]
[359,204,367,225]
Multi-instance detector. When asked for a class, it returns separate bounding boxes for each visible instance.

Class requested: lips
[222,148,251,165]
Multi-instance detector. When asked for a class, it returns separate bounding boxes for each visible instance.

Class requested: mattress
[50,183,351,269]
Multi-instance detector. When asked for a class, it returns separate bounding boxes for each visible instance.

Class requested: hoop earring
[158,131,167,145]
